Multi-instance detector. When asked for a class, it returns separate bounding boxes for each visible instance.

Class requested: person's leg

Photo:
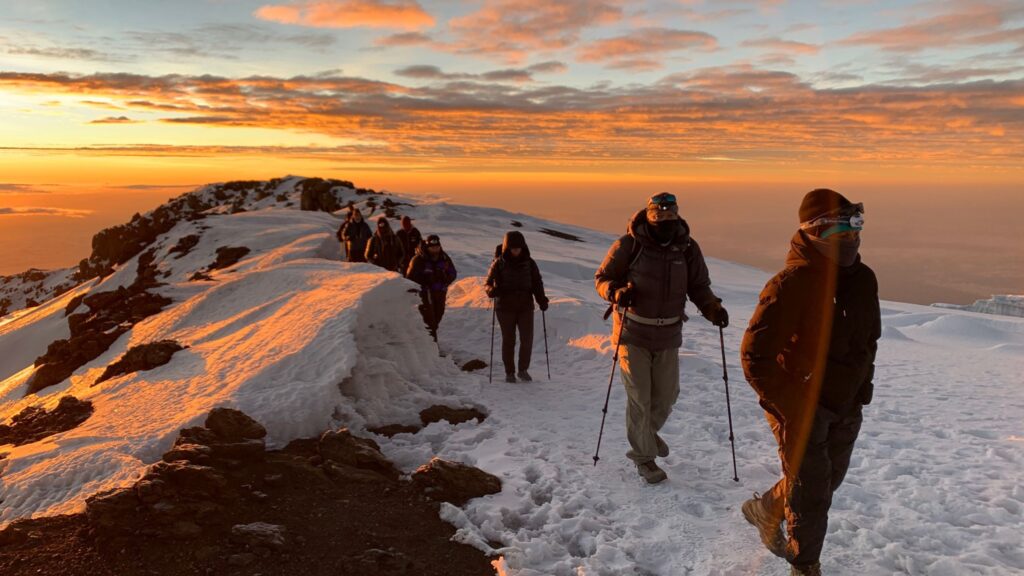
[785,408,838,568]
[760,410,789,520]
[649,348,680,454]
[619,343,657,463]
[433,291,447,327]
[827,408,863,492]
[497,309,517,375]
[517,308,535,372]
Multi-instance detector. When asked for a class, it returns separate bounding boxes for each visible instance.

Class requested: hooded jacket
[485,231,547,312]
[406,243,457,293]
[741,230,881,417]
[595,210,719,351]
[338,217,372,262]
[365,219,405,272]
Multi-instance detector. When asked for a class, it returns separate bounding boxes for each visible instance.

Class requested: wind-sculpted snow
[2,177,1022,575]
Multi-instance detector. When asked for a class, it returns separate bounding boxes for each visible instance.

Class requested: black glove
[613,284,634,308]
[702,301,729,328]
[538,297,549,312]
[485,285,497,299]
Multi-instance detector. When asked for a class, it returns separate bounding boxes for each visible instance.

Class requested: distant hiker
[397,215,422,277]
[485,231,549,383]
[594,192,727,484]
[406,234,457,340]
[365,216,405,272]
[338,208,371,263]
[740,189,880,575]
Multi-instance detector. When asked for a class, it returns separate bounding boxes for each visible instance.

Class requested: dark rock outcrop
[411,458,501,506]
[94,340,185,385]
[460,359,487,372]
[299,178,352,212]
[0,396,94,446]
[367,424,421,437]
[205,408,267,442]
[318,429,399,481]
[419,405,488,427]
[168,234,200,259]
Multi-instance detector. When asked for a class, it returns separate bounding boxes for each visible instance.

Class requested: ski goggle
[426,237,441,246]
[801,202,865,232]
[649,193,677,209]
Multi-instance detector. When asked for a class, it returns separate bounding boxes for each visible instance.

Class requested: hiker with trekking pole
[593,192,729,484]
[485,231,550,383]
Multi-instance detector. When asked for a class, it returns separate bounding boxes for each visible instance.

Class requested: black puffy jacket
[485,231,547,312]
[741,230,881,417]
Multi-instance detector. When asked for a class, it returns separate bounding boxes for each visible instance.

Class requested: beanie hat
[799,188,851,224]
[401,215,413,231]
[646,192,679,223]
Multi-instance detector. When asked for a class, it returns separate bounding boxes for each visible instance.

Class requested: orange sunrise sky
[1,0,1022,303]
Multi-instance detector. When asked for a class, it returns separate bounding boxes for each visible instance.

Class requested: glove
[613,284,634,308]
[485,285,497,299]
[538,297,549,312]
[702,301,729,328]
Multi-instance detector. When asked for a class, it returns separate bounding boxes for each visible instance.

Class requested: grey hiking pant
[620,343,679,464]
[761,405,863,568]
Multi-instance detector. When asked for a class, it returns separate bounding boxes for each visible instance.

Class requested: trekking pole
[488,300,496,384]
[594,284,631,466]
[542,309,551,380]
[719,325,739,482]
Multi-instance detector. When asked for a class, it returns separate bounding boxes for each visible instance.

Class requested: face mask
[809,233,860,267]
[650,220,679,242]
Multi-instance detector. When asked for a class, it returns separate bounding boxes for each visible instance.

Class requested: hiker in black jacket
[485,231,549,383]
[740,189,880,576]
[365,216,405,272]
[337,208,371,263]
[397,216,422,277]
[406,234,457,340]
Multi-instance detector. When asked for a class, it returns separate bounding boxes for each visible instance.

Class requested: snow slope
[934,295,1024,319]
[2,179,1022,575]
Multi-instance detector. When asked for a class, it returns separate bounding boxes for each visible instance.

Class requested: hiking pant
[760,405,863,568]
[418,290,446,339]
[496,308,533,375]
[620,343,679,464]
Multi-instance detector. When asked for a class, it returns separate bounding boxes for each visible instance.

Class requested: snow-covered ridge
[934,294,1024,318]
[2,177,1023,575]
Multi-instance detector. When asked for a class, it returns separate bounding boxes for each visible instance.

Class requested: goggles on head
[800,202,865,232]
[426,237,441,247]
[649,192,677,209]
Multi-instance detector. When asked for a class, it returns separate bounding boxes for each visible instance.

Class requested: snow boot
[790,563,821,576]
[505,373,517,383]
[636,461,667,484]
[656,435,669,457]
[742,492,786,558]
[517,370,533,382]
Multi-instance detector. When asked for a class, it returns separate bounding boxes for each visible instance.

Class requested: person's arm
[405,255,421,284]
[364,236,377,263]
[684,239,720,311]
[594,236,632,303]
[446,255,458,285]
[741,272,805,410]
[484,258,500,297]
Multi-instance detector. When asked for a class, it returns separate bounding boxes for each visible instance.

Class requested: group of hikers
[338,188,879,575]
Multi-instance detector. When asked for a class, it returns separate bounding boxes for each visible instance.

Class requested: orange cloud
[89,115,140,124]
[447,0,623,63]
[578,28,717,69]
[741,37,820,55]
[255,0,434,30]
[842,3,1024,52]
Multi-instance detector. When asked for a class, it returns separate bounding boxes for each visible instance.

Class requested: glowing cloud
[255,0,434,30]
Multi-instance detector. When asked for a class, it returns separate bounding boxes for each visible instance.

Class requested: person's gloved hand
[702,300,729,328]
[613,284,634,308]
[485,285,497,298]
[538,297,550,312]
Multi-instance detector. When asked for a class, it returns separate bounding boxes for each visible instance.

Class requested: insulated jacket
[595,210,719,351]
[406,244,457,294]
[485,231,547,312]
[397,227,422,272]
[338,219,372,263]
[365,223,405,272]
[741,230,881,418]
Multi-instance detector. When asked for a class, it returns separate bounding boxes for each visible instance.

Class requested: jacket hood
[786,230,863,272]
[415,242,447,259]
[501,231,531,258]
[376,218,394,236]
[627,209,691,248]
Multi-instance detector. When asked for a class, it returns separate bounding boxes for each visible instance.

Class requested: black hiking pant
[418,290,446,340]
[496,308,533,375]
[761,404,863,568]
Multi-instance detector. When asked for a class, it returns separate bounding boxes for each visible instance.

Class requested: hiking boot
[636,461,668,484]
[656,435,669,457]
[742,492,786,558]
[517,370,533,382]
[505,373,517,383]
[790,563,821,576]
